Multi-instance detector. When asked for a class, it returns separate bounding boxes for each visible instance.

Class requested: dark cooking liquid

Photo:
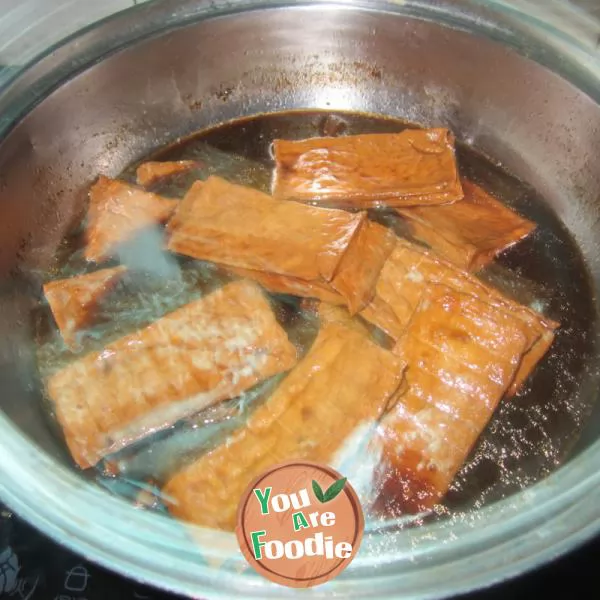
[37,110,598,525]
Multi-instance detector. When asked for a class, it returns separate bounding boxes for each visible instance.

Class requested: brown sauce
[36,110,598,524]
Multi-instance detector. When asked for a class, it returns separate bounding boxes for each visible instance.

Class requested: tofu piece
[43,266,126,348]
[360,240,558,395]
[85,176,178,263]
[317,302,369,333]
[167,176,361,281]
[397,179,536,271]
[376,284,530,513]
[226,220,395,313]
[136,161,199,188]
[46,280,297,469]
[167,176,391,312]
[329,220,396,313]
[163,320,407,530]
[226,266,346,305]
[271,129,463,208]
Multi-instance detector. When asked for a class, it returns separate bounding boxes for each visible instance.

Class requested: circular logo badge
[235,461,364,588]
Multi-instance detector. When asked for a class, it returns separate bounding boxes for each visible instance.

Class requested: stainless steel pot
[1,1,600,598]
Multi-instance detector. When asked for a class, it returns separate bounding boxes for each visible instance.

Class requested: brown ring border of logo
[236,460,364,584]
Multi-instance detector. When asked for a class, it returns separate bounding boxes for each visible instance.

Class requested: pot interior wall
[0,5,599,493]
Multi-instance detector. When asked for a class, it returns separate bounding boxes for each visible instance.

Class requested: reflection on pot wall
[0,0,148,67]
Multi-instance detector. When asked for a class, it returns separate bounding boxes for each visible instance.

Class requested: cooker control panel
[0,505,175,600]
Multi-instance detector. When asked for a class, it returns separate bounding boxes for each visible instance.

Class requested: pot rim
[0,1,599,598]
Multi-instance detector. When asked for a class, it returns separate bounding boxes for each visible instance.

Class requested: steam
[116,225,182,284]
[330,420,384,513]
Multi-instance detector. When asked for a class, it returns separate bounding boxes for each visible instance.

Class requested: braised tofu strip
[329,220,396,313]
[166,175,392,312]
[38,111,567,526]
[377,284,530,513]
[136,160,200,188]
[224,221,395,313]
[167,177,366,281]
[316,302,373,337]
[167,176,361,280]
[397,179,536,271]
[272,129,463,207]
[46,280,297,469]
[361,240,558,394]
[85,176,178,263]
[43,266,127,349]
[225,266,346,306]
[163,320,406,530]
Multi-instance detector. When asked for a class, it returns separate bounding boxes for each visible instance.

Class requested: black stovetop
[0,503,598,600]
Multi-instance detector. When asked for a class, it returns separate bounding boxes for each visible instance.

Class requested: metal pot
[0,1,599,597]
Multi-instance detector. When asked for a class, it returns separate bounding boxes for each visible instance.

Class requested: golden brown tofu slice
[315,302,390,348]
[271,129,463,208]
[397,179,536,271]
[317,302,370,334]
[226,266,346,305]
[46,280,297,469]
[360,240,558,395]
[136,161,199,188]
[329,220,396,313]
[167,176,361,281]
[226,220,395,313]
[85,176,178,263]
[43,266,126,348]
[509,327,556,396]
[167,176,390,312]
[163,320,406,531]
[376,284,530,513]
